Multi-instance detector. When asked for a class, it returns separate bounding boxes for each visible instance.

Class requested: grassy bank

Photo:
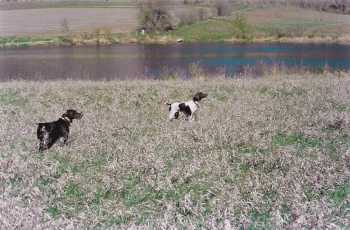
[168,6,350,43]
[1,6,350,48]
[2,32,349,49]
[0,74,349,229]
[0,32,136,49]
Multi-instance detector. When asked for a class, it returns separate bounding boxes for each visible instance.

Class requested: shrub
[231,14,253,40]
[138,0,175,32]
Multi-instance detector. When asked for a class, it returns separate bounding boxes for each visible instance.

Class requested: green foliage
[329,183,350,205]
[120,172,214,221]
[64,181,84,200]
[47,206,61,219]
[121,174,159,207]
[0,89,28,106]
[304,185,323,201]
[107,215,131,225]
[248,209,271,229]
[272,132,321,149]
[322,134,350,160]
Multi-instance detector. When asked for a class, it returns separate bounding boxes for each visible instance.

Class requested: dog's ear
[193,92,208,102]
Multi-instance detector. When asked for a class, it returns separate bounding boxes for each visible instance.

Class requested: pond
[0,43,350,81]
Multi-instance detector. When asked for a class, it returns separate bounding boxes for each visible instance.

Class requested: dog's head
[62,109,83,122]
[165,102,180,121]
[193,92,208,102]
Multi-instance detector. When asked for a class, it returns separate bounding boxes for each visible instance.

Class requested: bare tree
[138,0,175,32]
[60,18,70,34]
[214,0,233,16]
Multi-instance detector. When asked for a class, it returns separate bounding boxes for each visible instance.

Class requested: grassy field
[0,74,349,229]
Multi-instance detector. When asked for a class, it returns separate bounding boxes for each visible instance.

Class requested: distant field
[0,0,136,10]
[170,6,350,42]
[0,75,349,229]
[0,7,138,36]
[247,6,350,37]
[1,4,350,45]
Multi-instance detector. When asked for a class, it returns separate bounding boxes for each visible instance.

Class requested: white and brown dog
[166,92,207,121]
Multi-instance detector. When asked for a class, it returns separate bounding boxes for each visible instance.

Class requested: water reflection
[0,43,349,81]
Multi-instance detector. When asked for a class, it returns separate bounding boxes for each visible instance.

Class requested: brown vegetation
[1,74,349,228]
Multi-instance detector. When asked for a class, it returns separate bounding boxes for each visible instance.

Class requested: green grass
[329,182,350,205]
[47,206,61,219]
[248,209,272,229]
[0,32,131,48]
[1,75,350,228]
[169,14,255,42]
[170,19,236,42]
[0,35,60,48]
[272,132,321,149]
[0,89,28,106]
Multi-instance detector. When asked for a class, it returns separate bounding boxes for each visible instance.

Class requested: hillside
[1,1,350,46]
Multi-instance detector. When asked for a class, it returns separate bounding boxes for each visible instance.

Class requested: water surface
[0,43,350,81]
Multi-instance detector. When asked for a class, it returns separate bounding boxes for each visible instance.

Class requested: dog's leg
[58,138,65,146]
[63,134,69,145]
[58,134,69,147]
[193,112,198,122]
[63,137,68,145]
[46,139,56,150]
[39,132,50,151]
[39,141,45,152]
[188,114,194,122]
[184,114,190,122]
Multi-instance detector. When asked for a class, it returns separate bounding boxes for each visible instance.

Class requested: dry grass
[1,75,350,229]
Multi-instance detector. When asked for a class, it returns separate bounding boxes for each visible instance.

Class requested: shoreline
[1,69,348,83]
[1,34,350,49]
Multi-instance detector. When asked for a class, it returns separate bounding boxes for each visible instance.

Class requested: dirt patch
[246,6,350,34]
[0,7,138,36]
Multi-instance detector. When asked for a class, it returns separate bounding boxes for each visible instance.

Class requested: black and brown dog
[37,109,83,151]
